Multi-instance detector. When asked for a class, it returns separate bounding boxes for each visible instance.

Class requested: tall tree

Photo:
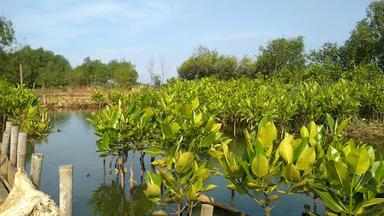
[2,46,71,87]
[108,60,138,87]
[255,36,306,76]
[178,46,238,80]
[71,57,108,86]
[0,17,14,50]
[343,0,384,70]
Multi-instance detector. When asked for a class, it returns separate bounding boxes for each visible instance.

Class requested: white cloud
[10,1,174,47]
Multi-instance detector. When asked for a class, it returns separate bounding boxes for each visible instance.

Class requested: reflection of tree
[89,183,156,216]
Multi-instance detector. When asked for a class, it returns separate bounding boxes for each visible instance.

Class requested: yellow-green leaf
[279,135,294,164]
[251,155,269,177]
[346,148,370,176]
[300,126,309,138]
[175,152,194,174]
[257,121,277,147]
[296,147,316,170]
[171,122,180,135]
[283,164,300,182]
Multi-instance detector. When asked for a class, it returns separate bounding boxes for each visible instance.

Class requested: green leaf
[282,163,300,182]
[202,133,215,147]
[300,126,309,138]
[362,198,384,208]
[309,121,317,145]
[171,122,180,135]
[325,160,350,193]
[161,123,173,138]
[326,113,335,133]
[145,183,161,198]
[296,147,316,170]
[257,121,277,147]
[143,146,165,157]
[346,148,370,176]
[293,138,308,161]
[311,185,346,213]
[371,160,384,182]
[191,97,200,110]
[327,145,341,161]
[279,135,293,164]
[251,154,269,177]
[210,123,222,133]
[175,152,194,174]
[336,117,351,136]
[204,184,217,191]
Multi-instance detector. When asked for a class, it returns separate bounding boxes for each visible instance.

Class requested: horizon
[1,0,373,83]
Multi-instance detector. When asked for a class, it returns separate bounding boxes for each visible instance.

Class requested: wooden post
[10,126,18,166]
[5,121,12,134]
[19,64,23,86]
[60,165,73,216]
[1,133,10,158]
[16,132,27,170]
[200,204,214,216]
[30,153,44,188]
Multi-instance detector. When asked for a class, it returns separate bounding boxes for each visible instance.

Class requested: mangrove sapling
[309,141,384,215]
[215,118,282,216]
[144,96,229,215]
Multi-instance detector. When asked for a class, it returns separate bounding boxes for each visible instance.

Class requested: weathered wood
[200,204,214,216]
[30,153,44,188]
[9,126,18,166]
[198,194,247,216]
[4,122,12,134]
[59,165,73,216]
[7,160,17,187]
[1,133,10,158]
[16,132,27,170]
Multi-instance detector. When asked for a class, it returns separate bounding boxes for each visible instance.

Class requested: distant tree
[153,74,161,87]
[0,17,14,50]
[255,36,306,76]
[178,46,238,80]
[343,0,384,70]
[159,57,167,84]
[2,46,71,87]
[147,58,155,85]
[308,42,344,66]
[71,57,108,86]
[108,60,138,87]
[238,56,257,78]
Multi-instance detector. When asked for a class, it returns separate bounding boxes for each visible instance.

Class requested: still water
[26,111,324,216]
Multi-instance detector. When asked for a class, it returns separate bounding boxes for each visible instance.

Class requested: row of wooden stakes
[0,121,73,216]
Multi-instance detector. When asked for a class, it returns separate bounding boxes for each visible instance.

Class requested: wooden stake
[30,153,44,188]
[1,133,10,158]
[16,132,27,170]
[59,165,73,216]
[19,64,23,86]
[200,204,214,216]
[5,121,12,134]
[10,126,18,166]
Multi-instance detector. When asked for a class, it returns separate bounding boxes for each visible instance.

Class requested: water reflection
[89,183,155,216]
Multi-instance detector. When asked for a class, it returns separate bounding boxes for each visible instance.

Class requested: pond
[26,111,325,216]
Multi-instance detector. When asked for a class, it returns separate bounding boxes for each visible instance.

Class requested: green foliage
[255,36,306,76]
[1,46,72,88]
[343,0,384,70]
[71,57,108,86]
[178,46,238,80]
[0,80,50,137]
[0,17,14,49]
[107,60,138,87]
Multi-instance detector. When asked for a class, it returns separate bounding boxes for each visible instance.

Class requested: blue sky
[1,0,373,83]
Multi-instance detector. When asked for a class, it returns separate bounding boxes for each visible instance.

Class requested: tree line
[178,0,384,80]
[0,18,138,88]
[1,1,383,87]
